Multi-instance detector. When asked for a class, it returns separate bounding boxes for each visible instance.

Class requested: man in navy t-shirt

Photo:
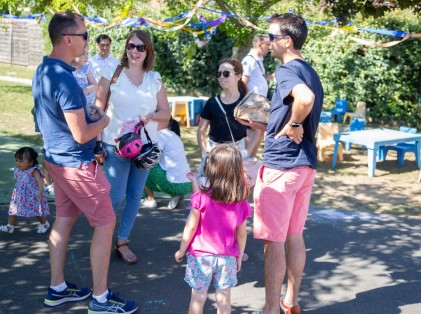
[244,13,323,314]
[33,11,137,313]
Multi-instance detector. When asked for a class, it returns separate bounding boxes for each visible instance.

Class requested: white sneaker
[168,196,183,209]
[36,221,50,234]
[44,184,55,200]
[140,199,157,208]
[0,224,14,234]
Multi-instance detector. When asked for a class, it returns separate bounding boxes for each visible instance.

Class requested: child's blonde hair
[202,143,250,203]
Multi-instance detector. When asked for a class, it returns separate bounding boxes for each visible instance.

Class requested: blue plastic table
[332,128,421,177]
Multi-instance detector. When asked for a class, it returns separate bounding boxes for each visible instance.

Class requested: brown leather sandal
[115,241,138,265]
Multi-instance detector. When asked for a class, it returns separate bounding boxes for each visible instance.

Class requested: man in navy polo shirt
[242,13,324,314]
[33,11,137,313]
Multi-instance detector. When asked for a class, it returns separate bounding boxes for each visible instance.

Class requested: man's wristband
[289,122,302,128]
[94,141,103,154]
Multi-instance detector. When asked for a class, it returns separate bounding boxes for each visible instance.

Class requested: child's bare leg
[188,289,207,314]
[7,215,17,226]
[144,186,155,201]
[215,288,231,314]
[37,216,47,224]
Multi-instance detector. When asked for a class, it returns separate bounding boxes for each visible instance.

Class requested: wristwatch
[289,122,302,128]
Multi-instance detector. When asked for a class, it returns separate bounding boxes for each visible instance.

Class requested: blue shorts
[184,254,238,292]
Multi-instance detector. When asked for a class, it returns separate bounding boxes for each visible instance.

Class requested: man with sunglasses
[32,11,138,314]
[88,34,119,81]
[247,13,324,314]
[241,34,272,98]
[241,34,273,157]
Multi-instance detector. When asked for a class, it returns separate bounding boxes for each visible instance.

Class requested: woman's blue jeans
[103,143,149,241]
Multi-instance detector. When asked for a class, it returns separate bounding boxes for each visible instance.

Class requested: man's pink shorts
[45,160,115,227]
[253,165,316,242]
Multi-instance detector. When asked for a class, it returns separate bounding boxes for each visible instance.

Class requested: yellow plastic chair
[343,101,366,124]
[316,122,343,162]
[171,101,190,127]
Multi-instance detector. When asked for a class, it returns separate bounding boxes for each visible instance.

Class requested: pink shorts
[253,166,316,242]
[45,160,115,227]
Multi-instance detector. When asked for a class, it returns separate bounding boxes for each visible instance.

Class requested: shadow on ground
[0,203,420,313]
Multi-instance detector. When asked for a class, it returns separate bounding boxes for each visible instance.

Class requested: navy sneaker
[44,281,91,307]
[88,290,138,313]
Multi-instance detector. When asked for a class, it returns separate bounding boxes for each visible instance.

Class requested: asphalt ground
[1,199,420,314]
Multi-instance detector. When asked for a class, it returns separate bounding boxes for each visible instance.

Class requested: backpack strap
[247,54,265,76]
[215,96,235,143]
[104,65,123,113]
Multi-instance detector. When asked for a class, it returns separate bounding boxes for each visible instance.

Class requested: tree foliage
[304,9,421,127]
[1,1,420,126]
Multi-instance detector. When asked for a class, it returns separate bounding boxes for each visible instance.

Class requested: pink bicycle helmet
[132,124,162,169]
[114,128,143,160]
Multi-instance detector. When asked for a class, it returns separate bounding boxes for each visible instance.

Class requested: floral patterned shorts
[184,254,238,292]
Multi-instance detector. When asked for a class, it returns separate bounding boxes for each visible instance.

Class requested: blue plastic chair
[378,126,417,166]
[329,99,348,122]
[319,111,333,122]
[345,118,366,150]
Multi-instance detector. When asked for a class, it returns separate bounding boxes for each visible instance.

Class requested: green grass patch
[0,63,35,80]
[0,70,420,216]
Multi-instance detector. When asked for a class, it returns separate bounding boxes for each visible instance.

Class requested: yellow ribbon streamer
[349,33,412,48]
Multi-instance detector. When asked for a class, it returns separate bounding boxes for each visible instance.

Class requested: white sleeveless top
[102,69,162,145]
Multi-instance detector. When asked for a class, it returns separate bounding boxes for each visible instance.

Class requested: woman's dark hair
[219,58,248,95]
[120,30,155,71]
[15,147,39,166]
[202,144,250,204]
[168,117,181,137]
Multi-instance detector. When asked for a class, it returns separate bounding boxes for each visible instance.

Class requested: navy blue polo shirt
[32,56,95,167]
[263,59,324,170]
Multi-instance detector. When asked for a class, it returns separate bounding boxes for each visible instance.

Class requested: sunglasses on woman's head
[126,43,147,52]
[216,70,231,78]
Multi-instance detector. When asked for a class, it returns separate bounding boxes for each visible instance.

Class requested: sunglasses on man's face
[126,43,147,52]
[216,70,232,78]
[61,32,89,41]
[268,33,289,42]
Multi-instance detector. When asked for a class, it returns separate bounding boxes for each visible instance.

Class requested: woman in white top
[142,118,192,209]
[96,30,170,264]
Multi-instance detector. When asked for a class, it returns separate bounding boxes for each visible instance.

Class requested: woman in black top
[197,58,261,157]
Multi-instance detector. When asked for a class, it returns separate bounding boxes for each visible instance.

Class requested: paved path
[0,202,420,313]
[0,75,32,85]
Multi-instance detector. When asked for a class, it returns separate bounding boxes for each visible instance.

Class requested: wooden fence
[0,18,44,68]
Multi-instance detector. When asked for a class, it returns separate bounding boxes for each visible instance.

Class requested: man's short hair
[48,11,83,46]
[96,34,112,44]
[267,13,308,50]
[253,34,268,47]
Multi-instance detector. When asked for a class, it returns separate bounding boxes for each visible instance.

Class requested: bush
[304,9,421,128]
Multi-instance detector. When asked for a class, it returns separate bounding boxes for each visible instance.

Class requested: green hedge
[61,9,420,128]
[304,10,421,128]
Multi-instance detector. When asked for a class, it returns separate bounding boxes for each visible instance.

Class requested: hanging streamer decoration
[1,1,420,48]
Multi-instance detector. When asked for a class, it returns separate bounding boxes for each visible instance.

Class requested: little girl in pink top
[175,144,252,314]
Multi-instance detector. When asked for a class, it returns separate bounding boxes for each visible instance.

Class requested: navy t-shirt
[263,59,324,170]
[200,95,247,143]
[32,56,95,167]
